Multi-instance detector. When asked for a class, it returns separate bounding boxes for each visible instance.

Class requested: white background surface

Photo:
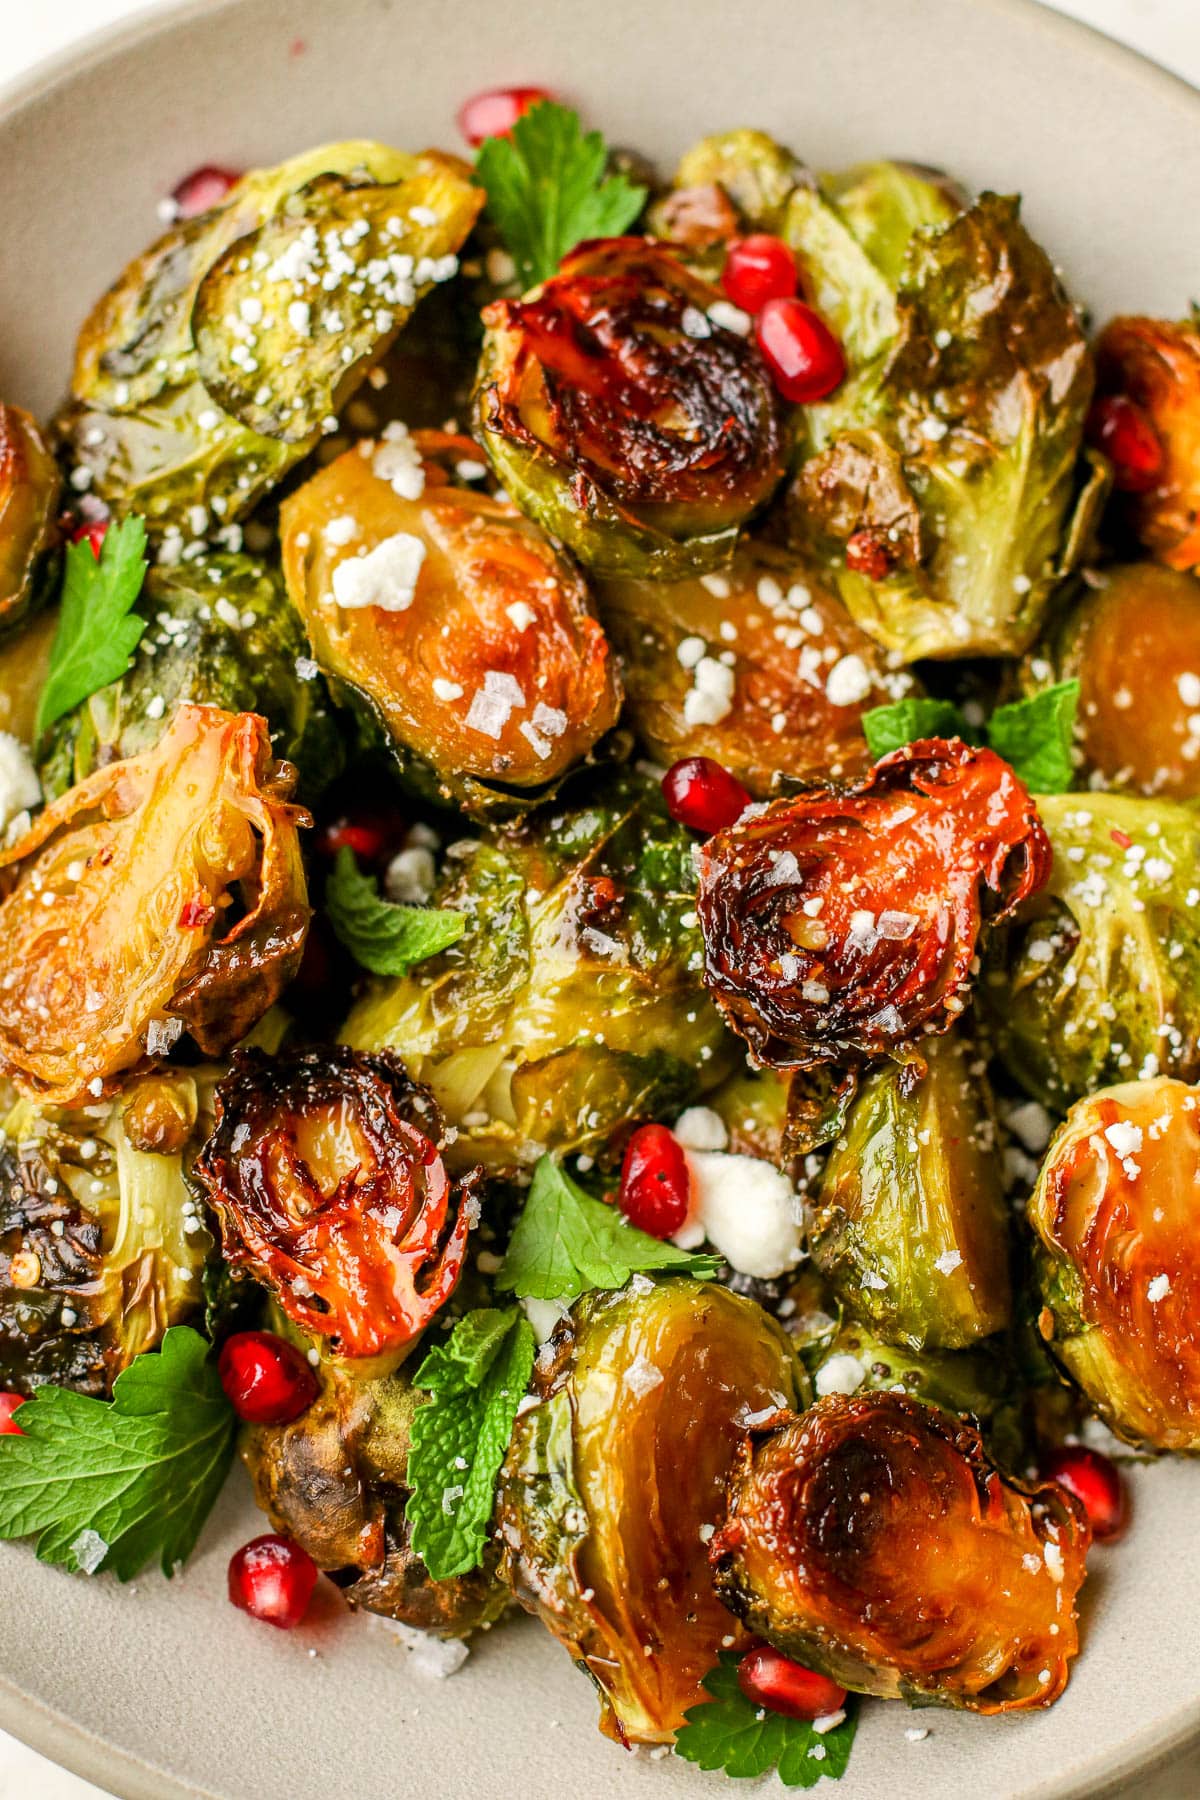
[0,1,1197,1796]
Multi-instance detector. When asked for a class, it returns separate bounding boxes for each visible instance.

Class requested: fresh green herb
[35,516,149,739]
[326,847,466,976]
[860,696,968,761]
[407,1307,536,1581]
[474,101,647,289]
[986,681,1080,795]
[0,1326,235,1579]
[674,1655,858,1787]
[498,1155,720,1304]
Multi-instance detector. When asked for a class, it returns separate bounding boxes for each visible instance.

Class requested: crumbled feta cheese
[385,847,436,905]
[683,656,735,727]
[815,1353,866,1398]
[1103,1120,1143,1160]
[707,300,751,335]
[0,733,41,831]
[676,1151,803,1278]
[322,514,359,548]
[372,421,425,499]
[331,534,426,612]
[1147,1272,1171,1304]
[673,1106,729,1152]
[825,654,873,708]
[432,678,464,702]
[505,600,537,631]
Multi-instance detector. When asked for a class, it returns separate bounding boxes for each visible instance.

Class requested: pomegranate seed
[1110,828,1133,850]
[178,897,216,929]
[228,1534,318,1629]
[619,1124,691,1238]
[317,813,401,869]
[170,164,241,218]
[722,235,797,315]
[845,528,893,581]
[1042,1445,1128,1542]
[662,756,751,834]
[218,1331,319,1425]
[738,1645,847,1721]
[1086,394,1163,494]
[0,1392,24,1436]
[457,87,553,149]
[70,518,109,559]
[755,298,846,404]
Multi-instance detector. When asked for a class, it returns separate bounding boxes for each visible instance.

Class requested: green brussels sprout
[0,404,60,638]
[660,129,804,235]
[496,1278,807,1742]
[0,608,56,746]
[0,1069,215,1396]
[981,793,1200,1111]
[38,551,343,802]
[812,1032,1011,1348]
[57,141,482,533]
[343,772,735,1169]
[702,1058,791,1163]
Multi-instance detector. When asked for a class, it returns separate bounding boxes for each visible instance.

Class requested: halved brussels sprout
[497,1278,806,1743]
[697,738,1049,1072]
[812,1032,1011,1349]
[596,541,908,795]
[981,793,1200,1111]
[57,141,482,531]
[650,130,804,246]
[1028,1077,1200,1450]
[0,609,56,745]
[810,1323,1016,1439]
[0,404,60,638]
[0,704,309,1105]
[474,237,785,578]
[280,431,621,814]
[711,1392,1088,1711]
[0,1069,214,1395]
[703,1059,791,1162]
[1093,314,1200,570]
[344,771,734,1169]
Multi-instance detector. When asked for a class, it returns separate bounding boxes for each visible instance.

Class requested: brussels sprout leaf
[475,102,647,288]
[35,516,148,739]
[326,847,466,976]
[0,1326,235,1579]
[408,1307,536,1581]
[861,697,969,760]
[986,680,1080,795]
[674,1654,858,1787]
[498,1156,720,1304]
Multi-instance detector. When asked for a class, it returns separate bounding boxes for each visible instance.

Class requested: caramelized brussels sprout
[0,608,56,745]
[981,793,1200,1110]
[344,772,734,1169]
[1028,1077,1200,1450]
[0,404,60,637]
[475,238,785,578]
[661,129,804,236]
[697,739,1049,1073]
[711,1392,1088,1710]
[810,1323,1017,1440]
[194,1046,476,1365]
[703,1059,791,1162]
[497,1279,806,1743]
[58,141,482,531]
[0,704,309,1105]
[813,1032,1011,1348]
[1093,314,1200,569]
[280,431,621,815]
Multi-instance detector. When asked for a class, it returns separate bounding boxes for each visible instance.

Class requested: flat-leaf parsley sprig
[35,514,149,739]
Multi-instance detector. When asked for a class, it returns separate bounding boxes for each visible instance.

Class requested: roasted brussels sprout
[0,1070,214,1395]
[58,141,482,532]
[344,771,733,1169]
[194,1046,476,1365]
[711,1392,1088,1711]
[1028,1077,1200,1450]
[697,738,1049,1073]
[0,404,60,637]
[810,1323,1016,1441]
[0,609,56,745]
[280,430,621,814]
[812,1032,1011,1349]
[981,793,1200,1110]
[1093,314,1200,569]
[497,1278,806,1743]
[656,129,804,239]
[0,704,309,1104]
[474,238,785,578]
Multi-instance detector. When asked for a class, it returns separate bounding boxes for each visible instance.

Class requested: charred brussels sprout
[711,1392,1088,1711]
[474,238,785,578]
[1028,1077,1200,1450]
[981,794,1200,1111]
[657,129,804,238]
[280,431,621,815]
[1093,315,1200,570]
[0,404,60,637]
[497,1279,806,1743]
[0,704,309,1105]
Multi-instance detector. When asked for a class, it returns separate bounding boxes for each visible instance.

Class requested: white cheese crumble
[372,421,426,500]
[1147,1272,1172,1303]
[674,1151,803,1278]
[505,600,537,631]
[322,514,360,548]
[683,656,735,727]
[1103,1120,1143,1160]
[0,734,42,831]
[432,678,464,702]
[673,1106,729,1152]
[331,533,425,612]
[825,654,873,708]
[385,847,436,905]
[814,1353,867,1398]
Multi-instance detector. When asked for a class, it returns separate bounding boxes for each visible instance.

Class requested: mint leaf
[326,847,465,976]
[36,516,148,738]
[675,1655,858,1787]
[861,696,968,760]
[498,1155,720,1304]
[475,101,646,288]
[0,1326,235,1579]
[407,1307,535,1581]
[985,680,1080,794]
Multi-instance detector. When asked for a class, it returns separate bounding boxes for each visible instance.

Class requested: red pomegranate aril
[722,234,798,315]
[218,1330,319,1425]
[70,518,109,560]
[228,1535,318,1630]
[1042,1445,1128,1542]
[457,87,553,148]
[845,528,893,581]
[662,756,751,835]
[737,1645,847,1722]
[755,298,846,405]
[0,1392,24,1436]
[1086,394,1163,494]
[170,164,241,218]
[619,1124,691,1239]
[317,812,400,868]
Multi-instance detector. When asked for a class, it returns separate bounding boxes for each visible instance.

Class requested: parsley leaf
[674,1655,858,1787]
[474,101,647,288]
[985,680,1080,794]
[860,696,968,760]
[325,846,466,976]
[0,1326,235,1579]
[35,516,149,739]
[407,1306,535,1581]
[498,1155,720,1304]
